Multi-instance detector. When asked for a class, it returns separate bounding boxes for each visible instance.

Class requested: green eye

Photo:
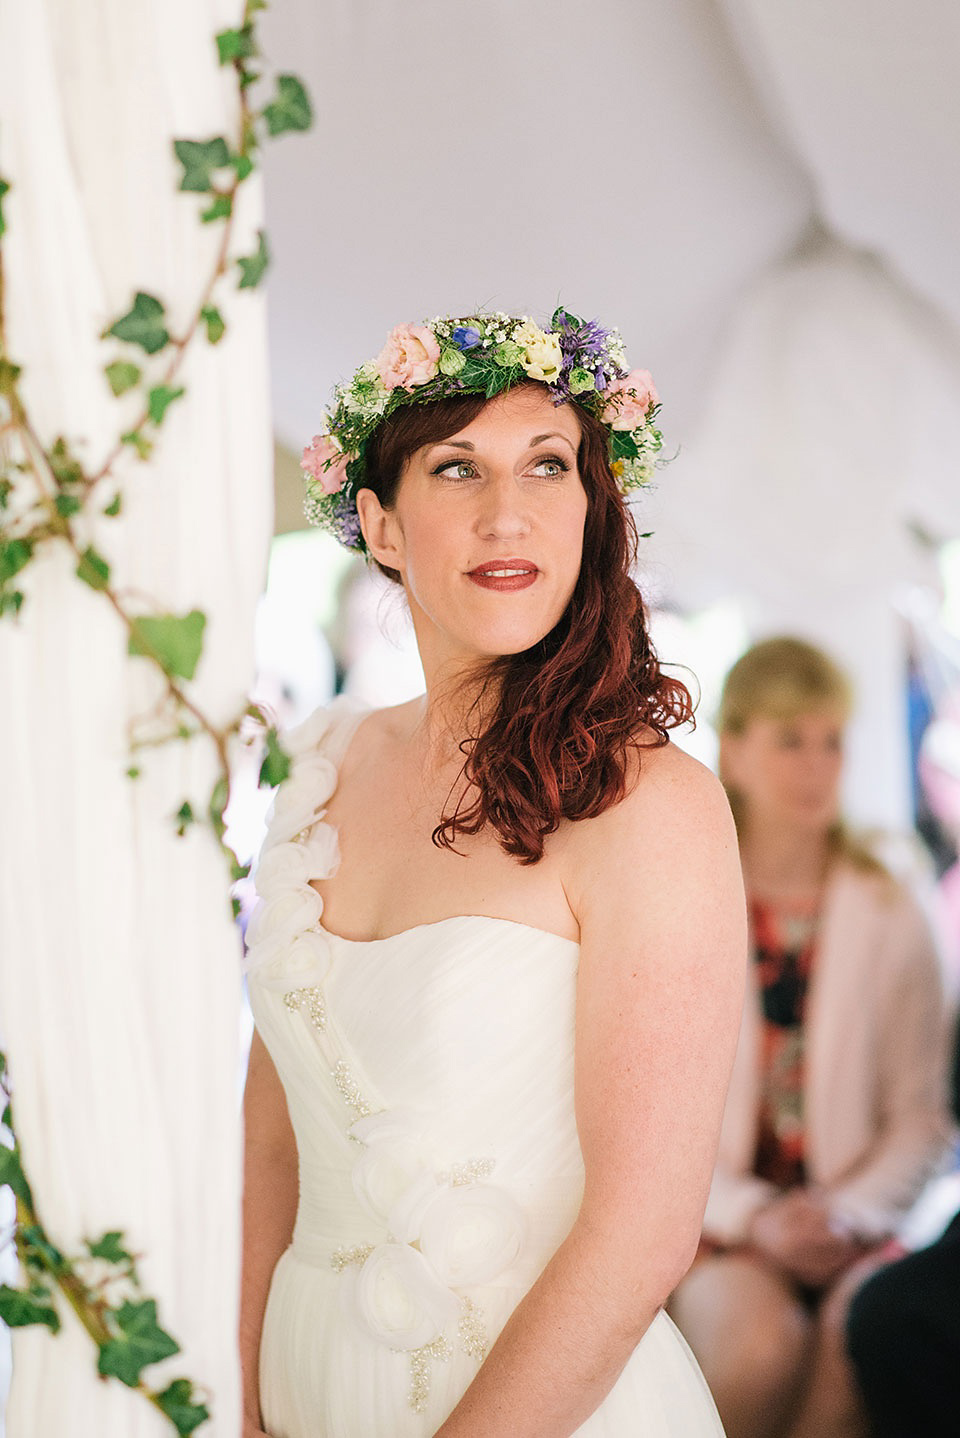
[531,457,568,478]
[434,459,477,480]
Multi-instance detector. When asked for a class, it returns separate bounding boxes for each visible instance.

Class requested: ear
[355,488,404,572]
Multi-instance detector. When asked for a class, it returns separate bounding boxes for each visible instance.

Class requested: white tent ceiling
[258,0,960,824]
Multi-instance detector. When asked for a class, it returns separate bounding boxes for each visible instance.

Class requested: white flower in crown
[513,319,563,385]
[340,1242,461,1351]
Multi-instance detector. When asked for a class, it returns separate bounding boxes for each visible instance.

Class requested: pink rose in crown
[301,433,349,495]
[375,323,441,391]
[601,369,659,430]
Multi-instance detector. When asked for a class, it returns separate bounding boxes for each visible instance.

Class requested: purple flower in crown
[554,311,612,365]
[451,325,482,351]
[330,489,364,550]
[550,309,618,399]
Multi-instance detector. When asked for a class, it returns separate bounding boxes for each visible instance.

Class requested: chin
[478,618,562,659]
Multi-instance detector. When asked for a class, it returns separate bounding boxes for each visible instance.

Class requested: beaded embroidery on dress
[245,697,724,1437]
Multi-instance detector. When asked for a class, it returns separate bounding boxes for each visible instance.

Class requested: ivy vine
[0,3,310,1429]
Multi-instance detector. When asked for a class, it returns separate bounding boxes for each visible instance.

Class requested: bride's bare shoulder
[627,736,733,840]
[561,736,737,909]
[338,694,424,774]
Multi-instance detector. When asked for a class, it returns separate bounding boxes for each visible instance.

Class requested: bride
[240,309,746,1437]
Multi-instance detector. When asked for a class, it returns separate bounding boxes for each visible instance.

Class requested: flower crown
[300,307,663,553]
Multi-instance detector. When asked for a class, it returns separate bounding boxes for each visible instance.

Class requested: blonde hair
[718,636,885,877]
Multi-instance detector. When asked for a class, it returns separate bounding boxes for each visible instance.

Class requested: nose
[476,471,532,541]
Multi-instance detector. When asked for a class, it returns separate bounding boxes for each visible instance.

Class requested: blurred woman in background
[669,636,954,1438]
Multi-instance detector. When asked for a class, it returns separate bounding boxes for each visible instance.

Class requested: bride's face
[358,387,589,672]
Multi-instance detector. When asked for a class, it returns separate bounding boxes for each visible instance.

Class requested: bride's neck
[414,663,499,768]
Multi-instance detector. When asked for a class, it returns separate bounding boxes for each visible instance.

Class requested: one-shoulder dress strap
[245,695,371,990]
[283,692,372,769]
[256,695,370,857]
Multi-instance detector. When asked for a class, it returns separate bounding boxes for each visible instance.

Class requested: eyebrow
[427,431,575,454]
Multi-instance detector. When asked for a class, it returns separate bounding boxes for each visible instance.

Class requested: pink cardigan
[703,862,956,1245]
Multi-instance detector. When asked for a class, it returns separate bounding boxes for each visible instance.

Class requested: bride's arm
[434,746,747,1438]
[241,1030,299,1436]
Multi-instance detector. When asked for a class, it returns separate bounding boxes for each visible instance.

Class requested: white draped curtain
[0,2,273,1432]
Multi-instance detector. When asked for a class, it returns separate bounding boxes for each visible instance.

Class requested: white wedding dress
[245,697,724,1437]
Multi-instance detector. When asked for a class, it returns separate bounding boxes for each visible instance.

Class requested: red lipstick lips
[467,559,539,592]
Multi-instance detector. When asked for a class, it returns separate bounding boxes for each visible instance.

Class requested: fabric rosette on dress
[244,710,343,1003]
[349,1110,527,1284]
[336,1107,527,1406]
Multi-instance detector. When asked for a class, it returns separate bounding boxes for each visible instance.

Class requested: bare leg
[669,1252,812,1438]
[783,1251,888,1438]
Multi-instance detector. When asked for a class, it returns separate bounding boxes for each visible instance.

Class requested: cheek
[558,492,589,571]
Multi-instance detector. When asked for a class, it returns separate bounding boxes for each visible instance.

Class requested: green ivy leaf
[231,895,242,920]
[236,230,269,290]
[48,437,86,488]
[19,1224,65,1275]
[155,1378,210,1436]
[0,1285,60,1334]
[610,429,640,461]
[208,777,229,843]
[0,1143,33,1204]
[147,385,185,426]
[104,361,141,397]
[0,177,9,238]
[229,152,254,183]
[173,137,230,194]
[199,306,226,345]
[105,293,169,356]
[174,801,195,837]
[76,546,111,592]
[97,1299,180,1388]
[121,430,153,461]
[258,728,291,789]
[0,358,22,396]
[0,591,24,618]
[215,25,256,65]
[262,74,312,136]
[87,1231,132,1265]
[54,493,82,518]
[231,859,251,883]
[0,536,33,584]
[0,478,12,510]
[127,610,206,680]
[200,193,232,224]
[103,493,123,518]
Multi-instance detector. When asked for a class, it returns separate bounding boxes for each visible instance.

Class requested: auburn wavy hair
[362,387,693,863]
